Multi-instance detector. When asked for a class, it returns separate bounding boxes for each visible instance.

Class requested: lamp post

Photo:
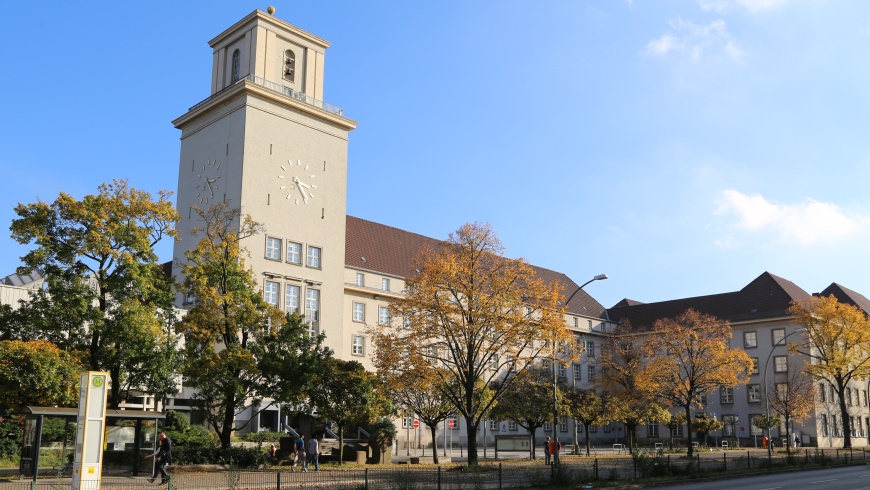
[553,273,607,464]
[762,328,806,460]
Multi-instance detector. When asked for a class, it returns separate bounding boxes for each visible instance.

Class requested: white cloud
[697,0,791,13]
[644,18,744,62]
[716,190,865,245]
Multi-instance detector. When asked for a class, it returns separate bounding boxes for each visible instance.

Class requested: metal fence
[3,448,869,490]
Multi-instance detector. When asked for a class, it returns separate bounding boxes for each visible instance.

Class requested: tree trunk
[220,392,236,449]
[685,406,694,457]
[338,423,345,465]
[430,425,439,465]
[109,366,122,409]
[837,382,852,448]
[584,423,592,456]
[465,418,478,465]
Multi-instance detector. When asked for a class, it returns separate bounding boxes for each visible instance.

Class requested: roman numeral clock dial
[277,159,318,205]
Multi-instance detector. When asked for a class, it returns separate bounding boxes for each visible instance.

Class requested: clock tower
[172,9,357,355]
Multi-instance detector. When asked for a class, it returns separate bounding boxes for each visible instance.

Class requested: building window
[586,341,595,358]
[829,384,835,402]
[603,424,612,433]
[559,417,568,432]
[863,390,868,407]
[647,422,659,438]
[266,237,282,260]
[750,358,759,375]
[379,306,390,325]
[722,415,735,436]
[489,420,498,431]
[773,356,787,373]
[305,289,320,334]
[381,278,390,291]
[283,49,295,82]
[832,415,840,437]
[776,382,788,402]
[543,422,551,432]
[587,366,596,382]
[307,246,322,268]
[355,272,364,286]
[490,354,499,371]
[671,423,683,437]
[285,284,300,313]
[749,414,763,436]
[573,363,582,380]
[846,388,853,406]
[743,331,757,348]
[720,387,733,404]
[558,364,566,378]
[589,425,598,433]
[264,280,279,306]
[508,421,517,431]
[819,383,826,402]
[286,242,302,264]
[821,414,829,437]
[352,335,365,356]
[748,384,761,403]
[772,328,785,346]
[574,317,578,328]
[698,393,708,407]
[231,49,240,83]
[352,302,365,322]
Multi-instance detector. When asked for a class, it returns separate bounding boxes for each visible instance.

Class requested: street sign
[413,420,419,429]
[449,420,455,428]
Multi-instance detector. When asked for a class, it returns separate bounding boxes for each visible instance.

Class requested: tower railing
[188,75,344,117]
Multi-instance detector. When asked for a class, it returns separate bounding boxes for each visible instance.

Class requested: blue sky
[3,0,869,309]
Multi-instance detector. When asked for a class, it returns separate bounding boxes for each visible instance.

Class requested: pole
[763,328,806,461]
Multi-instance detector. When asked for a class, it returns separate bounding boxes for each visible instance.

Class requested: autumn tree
[310,358,392,464]
[597,322,662,454]
[637,309,753,456]
[691,415,724,448]
[564,389,610,456]
[8,180,180,408]
[372,335,453,464]
[179,203,286,449]
[376,223,568,465]
[664,412,687,449]
[767,357,815,455]
[490,366,559,460]
[789,295,870,449]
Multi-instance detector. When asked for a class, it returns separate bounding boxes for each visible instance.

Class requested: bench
[613,443,624,454]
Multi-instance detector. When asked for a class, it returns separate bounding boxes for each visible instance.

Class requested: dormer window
[231,49,241,83]
[283,49,295,83]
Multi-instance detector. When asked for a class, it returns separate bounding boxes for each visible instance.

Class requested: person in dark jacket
[145,432,172,484]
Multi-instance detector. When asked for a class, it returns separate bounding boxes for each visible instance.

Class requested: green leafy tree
[691,415,724,448]
[178,203,285,449]
[491,366,558,460]
[564,389,609,456]
[8,180,180,408]
[310,359,392,464]
[664,412,687,449]
[789,296,870,449]
[377,223,569,465]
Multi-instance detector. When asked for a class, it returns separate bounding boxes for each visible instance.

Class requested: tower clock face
[277,159,318,205]
[195,159,221,204]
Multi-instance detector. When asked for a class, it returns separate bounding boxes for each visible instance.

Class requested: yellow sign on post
[72,372,109,490]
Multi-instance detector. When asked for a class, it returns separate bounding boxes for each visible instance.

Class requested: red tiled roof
[345,216,607,319]
[818,283,870,314]
[607,272,812,330]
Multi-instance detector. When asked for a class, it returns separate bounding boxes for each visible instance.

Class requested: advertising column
[72,372,109,490]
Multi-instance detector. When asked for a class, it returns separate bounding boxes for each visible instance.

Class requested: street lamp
[762,328,806,460]
[553,273,607,464]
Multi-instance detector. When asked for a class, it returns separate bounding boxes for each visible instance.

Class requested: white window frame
[284,284,300,313]
[352,302,365,323]
[559,416,568,432]
[381,278,390,291]
[773,355,788,373]
[286,241,302,264]
[489,420,498,431]
[508,421,517,431]
[748,384,761,403]
[586,341,595,358]
[352,334,365,356]
[264,280,279,306]
[266,237,282,260]
[744,331,757,348]
[355,272,364,287]
[557,364,566,378]
[587,365,596,382]
[307,245,322,268]
[772,328,786,345]
[573,363,582,380]
[750,357,759,375]
[647,422,659,438]
[720,387,733,404]
[543,422,551,432]
[379,306,390,325]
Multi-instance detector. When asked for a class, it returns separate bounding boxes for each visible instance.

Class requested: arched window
[231,49,240,83]
[283,49,295,83]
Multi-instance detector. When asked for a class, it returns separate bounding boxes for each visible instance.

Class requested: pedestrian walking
[793,433,801,450]
[292,433,306,471]
[306,435,319,471]
[544,436,551,465]
[145,432,172,484]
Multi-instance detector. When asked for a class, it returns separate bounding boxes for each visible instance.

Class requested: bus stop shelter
[21,406,165,480]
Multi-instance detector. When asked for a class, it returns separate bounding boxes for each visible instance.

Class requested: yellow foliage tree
[789,295,870,449]
[374,222,568,465]
[637,309,753,456]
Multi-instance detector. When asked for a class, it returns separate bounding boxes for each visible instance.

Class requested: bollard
[438,466,442,490]
[276,471,281,490]
[594,458,599,480]
[723,451,727,471]
[365,468,369,490]
[633,456,637,479]
[747,450,751,469]
[498,462,503,490]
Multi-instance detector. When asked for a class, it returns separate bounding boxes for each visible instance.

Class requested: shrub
[172,444,266,468]
[242,431,282,445]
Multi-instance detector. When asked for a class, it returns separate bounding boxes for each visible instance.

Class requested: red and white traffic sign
[413,419,419,428]
[448,420,455,428]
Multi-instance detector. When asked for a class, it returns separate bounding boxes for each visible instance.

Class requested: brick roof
[607,272,812,330]
[345,216,607,319]
[818,283,870,314]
